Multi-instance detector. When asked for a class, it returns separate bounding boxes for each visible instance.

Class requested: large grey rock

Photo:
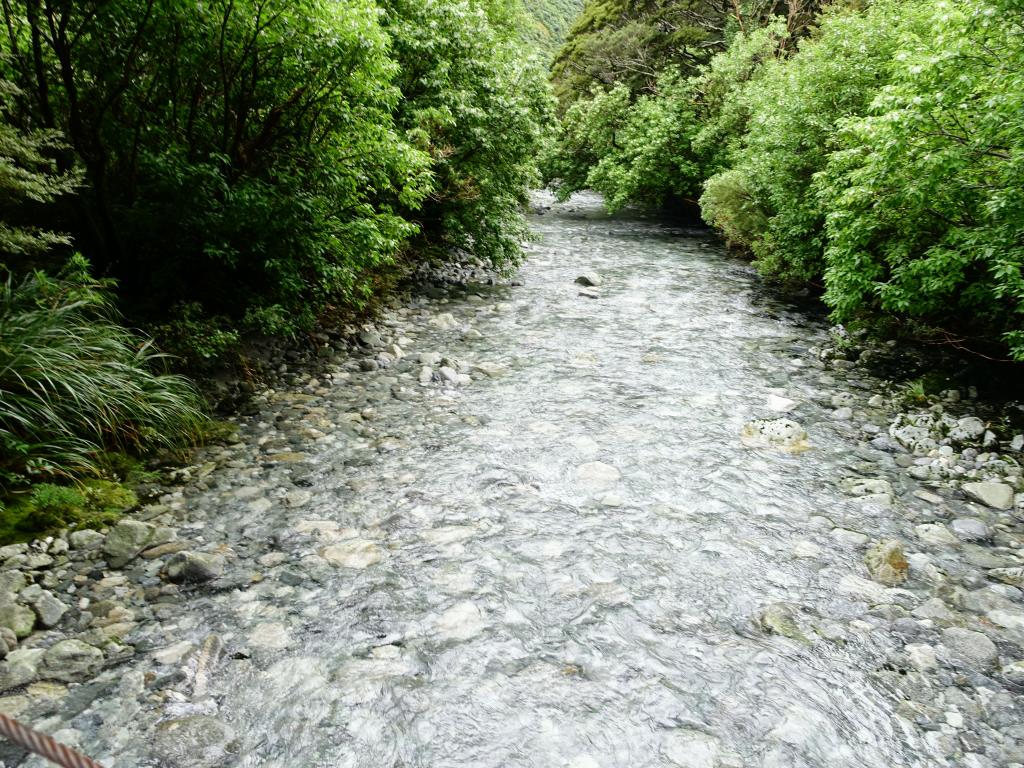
[320,540,384,569]
[27,589,67,628]
[949,416,986,442]
[39,639,103,682]
[941,627,998,669]
[574,273,602,287]
[162,551,224,584]
[0,573,28,594]
[950,517,990,541]
[153,715,237,768]
[102,520,157,567]
[962,482,1014,510]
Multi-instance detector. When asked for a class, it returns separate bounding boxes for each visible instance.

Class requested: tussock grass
[0,265,207,487]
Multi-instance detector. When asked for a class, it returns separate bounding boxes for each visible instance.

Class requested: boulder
[574,273,602,287]
[962,482,1014,510]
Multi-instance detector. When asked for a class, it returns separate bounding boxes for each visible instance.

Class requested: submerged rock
[758,603,808,643]
[741,419,810,453]
[320,540,384,569]
[153,715,237,768]
[162,551,225,584]
[864,540,909,586]
[575,461,621,491]
[39,640,103,682]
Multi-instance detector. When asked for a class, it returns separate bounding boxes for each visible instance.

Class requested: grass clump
[0,260,208,488]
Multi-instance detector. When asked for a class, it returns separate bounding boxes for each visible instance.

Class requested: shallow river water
[41,193,1024,768]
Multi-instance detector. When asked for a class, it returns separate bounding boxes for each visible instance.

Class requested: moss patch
[0,479,138,544]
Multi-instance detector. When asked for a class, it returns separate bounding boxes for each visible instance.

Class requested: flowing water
[53,193,1024,767]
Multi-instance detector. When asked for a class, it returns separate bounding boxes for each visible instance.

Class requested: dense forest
[0,0,560,534]
[546,0,1024,364]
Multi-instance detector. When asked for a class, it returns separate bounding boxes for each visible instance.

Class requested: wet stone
[864,540,909,585]
[152,715,237,768]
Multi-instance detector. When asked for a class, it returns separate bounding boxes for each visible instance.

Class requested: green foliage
[383,0,554,272]
[701,7,906,285]
[553,0,1024,360]
[0,79,77,261]
[1,0,549,355]
[818,0,1024,359]
[0,261,207,486]
[521,0,585,58]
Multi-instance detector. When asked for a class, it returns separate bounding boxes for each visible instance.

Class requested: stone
[0,648,44,691]
[911,597,955,622]
[102,520,158,567]
[419,366,434,385]
[941,627,998,669]
[435,600,485,641]
[285,490,312,508]
[906,643,938,671]
[988,567,1024,588]
[951,518,990,541]
[28,590,67,628]
[248,622,291,651]
[0,603,35,638]
[1002,660,1024,685]
[320,540,384,569]
[758,603,808,643]
[39,639,103,682]
[950,417,986,442]
[915,523,958,547]
[766,395,797,413]
[841,478,893,497]
[153,716,237,768]
[832,406,853,421]
[574,273,602,287]
[162,551,225,584]
[575,461,621,491]
[68,530,105,550]
[988,609,1024,632]
[153,641,193,665]
[741,419,810,453]
[864,540,909,585]
[0,573,27,595]
[578,287,600,299]
[962,482,1014,510]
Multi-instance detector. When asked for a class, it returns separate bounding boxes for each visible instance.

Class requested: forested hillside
[545,0,1024,362]
[522,0,585,58]
[0,0,552,533]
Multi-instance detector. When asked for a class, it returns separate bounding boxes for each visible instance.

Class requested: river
[29,192,1024,768]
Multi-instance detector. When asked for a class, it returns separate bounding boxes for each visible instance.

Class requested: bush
[0,260,207,486]
[818,0,1024,358]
